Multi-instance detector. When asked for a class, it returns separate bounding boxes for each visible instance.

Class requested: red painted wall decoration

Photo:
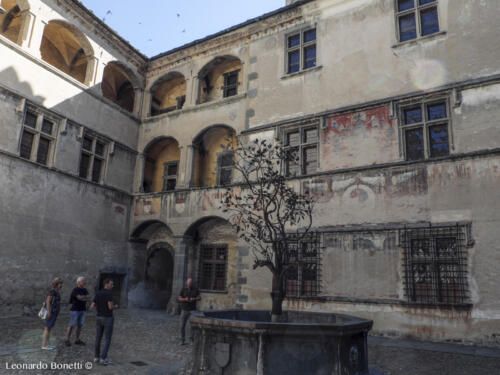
[321,106,398,170]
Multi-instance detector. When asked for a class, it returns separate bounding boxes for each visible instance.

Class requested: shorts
[69,310,86,327]
[45,313,58,328]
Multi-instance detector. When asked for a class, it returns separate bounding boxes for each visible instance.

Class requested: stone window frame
[198,244,228,292]
[395,0,440,43]
[78,132,108,184]
[19,106,58,167]
[284,232,322,299]
[281,121,320,177]
[397,95,453,161]
[400,224,471,307]
[162,160,179,191]
[284,26,317,75]
[216,150,235,186]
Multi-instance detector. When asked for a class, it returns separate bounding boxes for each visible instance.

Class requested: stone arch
[0,0,29,44]
[143,242,175,309]
[128,221,176,310]
[198,55,242,104]
[192,124,238,187]
[150,71,186,116]
[102,61,139,112]
[142,136,181,193]
[40,20,95,84]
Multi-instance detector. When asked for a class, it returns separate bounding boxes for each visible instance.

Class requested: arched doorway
[144,243,174,309]
[129,221,177,311]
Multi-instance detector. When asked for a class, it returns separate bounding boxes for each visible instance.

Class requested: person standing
[177,278,200,345]
[65,276,90,346]
[90,278,118,365]
[41,277,63,350]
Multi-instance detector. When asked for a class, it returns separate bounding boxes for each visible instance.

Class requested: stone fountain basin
[190,310,373,375]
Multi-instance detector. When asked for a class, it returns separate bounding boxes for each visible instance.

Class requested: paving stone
[0,309,499,375]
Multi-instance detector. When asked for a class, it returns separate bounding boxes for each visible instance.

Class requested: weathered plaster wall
[0,154,131,315]
[0,86,137,192]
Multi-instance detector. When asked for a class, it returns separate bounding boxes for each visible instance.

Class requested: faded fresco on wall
[302,166,428,224]
[321,106,398,170]
[134,197,162,219]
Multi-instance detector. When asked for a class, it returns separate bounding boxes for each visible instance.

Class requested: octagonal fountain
[189,310,373,375]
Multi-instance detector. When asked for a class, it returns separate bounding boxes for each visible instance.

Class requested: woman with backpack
[41,277,63,350]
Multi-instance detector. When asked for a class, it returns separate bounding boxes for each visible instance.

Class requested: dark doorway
[145,245,174,309]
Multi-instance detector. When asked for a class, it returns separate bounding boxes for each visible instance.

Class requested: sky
[80,0,286,58]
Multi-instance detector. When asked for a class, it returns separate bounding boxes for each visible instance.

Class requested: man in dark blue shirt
[65,276,90,346]
[90,278,118,365]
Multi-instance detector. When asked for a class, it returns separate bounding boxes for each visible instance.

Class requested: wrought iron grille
[400,224,469,306]
[284,232,322,298]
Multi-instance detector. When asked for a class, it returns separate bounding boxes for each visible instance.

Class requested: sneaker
[64,340,71,347]
[101,358,112,366]
[179,340,186,346]
[74,339,85,346]
[93,357,100,363]
[41,345,56,351]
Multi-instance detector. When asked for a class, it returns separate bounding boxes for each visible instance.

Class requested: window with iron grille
[401,225,470,306]
[396,0,440,42]
[222,70,240,98]
[198,245,228,291]
[286,28,316,74]
[284,232,322,298]
[79,134,106,184]
[399,98,450,161]
[283,125,318,176]
[19,108,57,166]
[162,161,178,191]
[217,151,234,186]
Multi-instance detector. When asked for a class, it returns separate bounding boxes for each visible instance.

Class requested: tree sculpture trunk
[271,274,284,322]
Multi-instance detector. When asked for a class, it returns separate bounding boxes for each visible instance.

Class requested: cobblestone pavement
[1,309,500,375]
[0,309,190,375]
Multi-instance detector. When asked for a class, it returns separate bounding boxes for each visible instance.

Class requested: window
[283,125,318,176]
[79,134,106,183]
[198,245,228,291]
[286,28,316,74]
[217,151,234,186]
[284,232,321,298]
[399,99,450,161]
[162,161,178,191]
[396,0,439,42]
[401,225,470,306]
[19,109,57,166]
[222,70,240,98]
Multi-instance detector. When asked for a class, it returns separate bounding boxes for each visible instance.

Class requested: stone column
[167,235,193,314]
[26,17,45,58]
[183,144,196,188]
[84,55,98,86]
[18,10,34,48]
[187,75,200,106]
[141,90,152,118]
[133,87,143,118]
[134,153,145,193]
